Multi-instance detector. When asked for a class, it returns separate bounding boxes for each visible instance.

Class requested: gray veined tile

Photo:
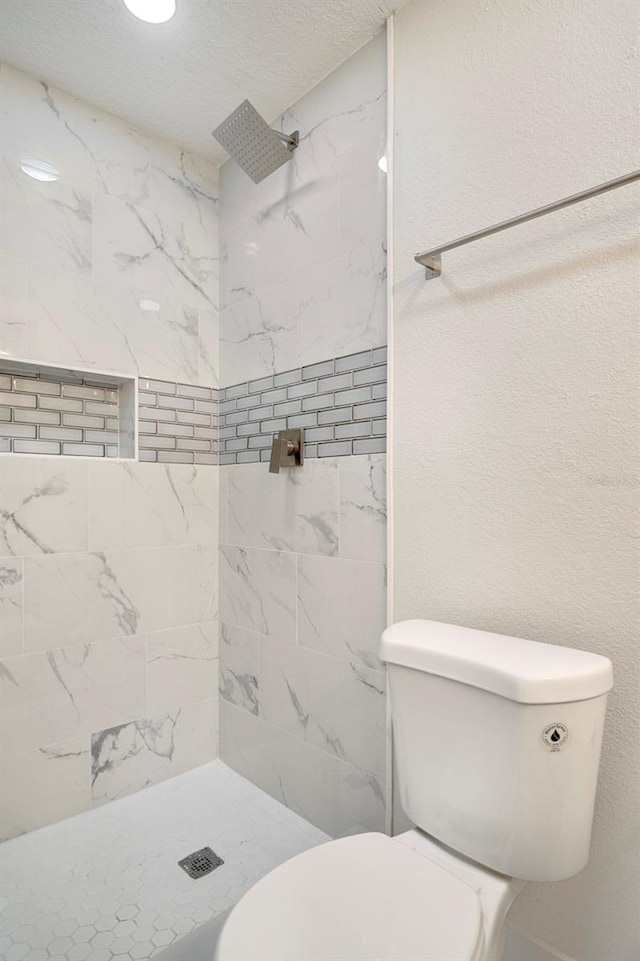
[88,461,218,550]
[259,637,386,781]
[0,557,23,657]
[220,545,296,641]
[297,554,386,669]
[0,458,89,556]
[0,735,91,842]
[226,461,339,556]
[0,636,146,759]
[220,701,385,838]
[22,545,198,652]
[197,544,219,624]
[219,622,260,715]
[146,622,219,716]
[339,453,387,562]
[91,698,218,806]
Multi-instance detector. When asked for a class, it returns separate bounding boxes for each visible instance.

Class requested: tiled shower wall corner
[0,61,220,840]
[0,371,120,457]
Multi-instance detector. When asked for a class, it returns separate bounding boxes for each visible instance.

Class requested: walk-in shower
[212,99,299,183]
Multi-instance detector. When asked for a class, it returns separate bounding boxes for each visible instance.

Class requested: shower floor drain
[178,846,224,879]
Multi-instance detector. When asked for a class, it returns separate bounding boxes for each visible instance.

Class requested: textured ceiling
[0,0,403,162]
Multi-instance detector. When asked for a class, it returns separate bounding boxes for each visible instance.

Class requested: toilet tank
[381,621,613,882]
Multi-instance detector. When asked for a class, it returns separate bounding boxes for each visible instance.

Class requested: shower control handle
[268,429,304,474]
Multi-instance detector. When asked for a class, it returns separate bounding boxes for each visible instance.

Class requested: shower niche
[0,358,137,459]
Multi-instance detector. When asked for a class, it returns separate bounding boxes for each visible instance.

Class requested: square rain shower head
[212,99,298,184]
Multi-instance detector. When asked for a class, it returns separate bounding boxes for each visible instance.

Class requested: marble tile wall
[219,454,387,838]
[219,31,387,384]
[0,61,219,388]
[217,32,389,837]
[0,65,221,839]
[0,457,218,840]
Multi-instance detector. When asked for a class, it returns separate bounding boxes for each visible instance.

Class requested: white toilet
[215,620,613,961]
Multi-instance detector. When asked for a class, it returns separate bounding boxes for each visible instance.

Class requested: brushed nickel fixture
[269,428,304,473]
[415,169,640,279]
[212,99,299,184]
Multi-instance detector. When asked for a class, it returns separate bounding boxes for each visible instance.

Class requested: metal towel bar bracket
[415,169,640,279]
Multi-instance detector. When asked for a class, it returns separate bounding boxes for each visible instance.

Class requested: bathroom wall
[218,32,389,837]
[390,2,638,959]
[0,63,219,838]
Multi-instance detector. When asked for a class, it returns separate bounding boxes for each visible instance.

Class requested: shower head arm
[273,129,299,152]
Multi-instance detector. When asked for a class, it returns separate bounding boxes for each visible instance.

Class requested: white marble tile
[0,253,27,359]
[0,157,93,278]
[339,151,387,252]
[0,457,89,557]
[197,544,219,625]
[219,622,260,716]
[0,636,146,759]
[226,460,338,556]
[220,701,385,837]
[198,306,220,388]
[27,265,201,384]
[91,698,217,806]
[145,142,219,237]
[259,637,386,780]
[0,62,149,205]
[297,555,386,669]
[220,546,296,641]
[0,557,22,657]
[88,461,218,551]
[0,736,90,841]
[23,546,198,653]
[93,194,217,312]
[0,761,327,961]
[337,758,386,836]
[297,241,387,367]
[218,465,230,546]
[146,622,218,716]
[220,281,299,385]
[223,181,341,301]
[339,453,387,562]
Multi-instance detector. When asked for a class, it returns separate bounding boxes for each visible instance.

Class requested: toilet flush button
[541,722,569,751]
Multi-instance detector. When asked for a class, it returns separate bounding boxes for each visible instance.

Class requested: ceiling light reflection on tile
[139,298,161,311]
[20,159,60,182]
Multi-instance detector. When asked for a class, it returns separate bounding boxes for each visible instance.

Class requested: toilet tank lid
[380,620,613,704]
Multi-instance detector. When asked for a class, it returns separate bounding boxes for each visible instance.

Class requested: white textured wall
[391,1,639,959]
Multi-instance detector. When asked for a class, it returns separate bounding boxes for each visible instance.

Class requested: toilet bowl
[215,830,524,961]
[216,620,612,961]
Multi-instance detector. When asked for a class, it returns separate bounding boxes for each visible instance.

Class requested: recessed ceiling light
[123,0,176,23]
[20,159,60,182]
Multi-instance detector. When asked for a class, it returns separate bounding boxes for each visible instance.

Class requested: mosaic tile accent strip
[218,347,387,465]
[138,377,219,465]
[0,370,120,458]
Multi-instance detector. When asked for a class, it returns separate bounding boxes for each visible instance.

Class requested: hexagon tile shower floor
[0,762,327,961]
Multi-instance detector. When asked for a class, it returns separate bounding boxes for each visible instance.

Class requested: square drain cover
[178,846,224,879]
